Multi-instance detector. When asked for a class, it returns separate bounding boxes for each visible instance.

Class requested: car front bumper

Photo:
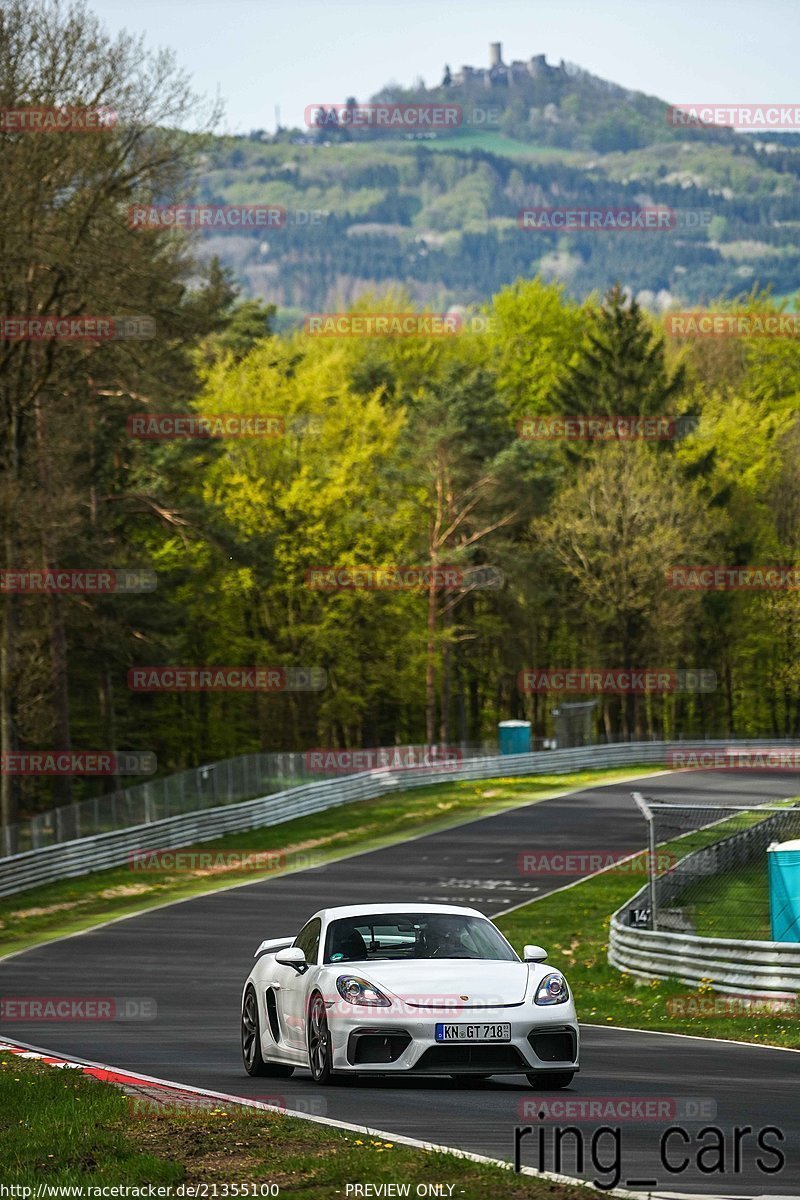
[326,1002,580,1075]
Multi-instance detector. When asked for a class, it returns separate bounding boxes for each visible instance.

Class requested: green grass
[0,1053,183,1185]
[679,862,771,940]
[424,130,585,162]
[0,1051,598,1196]
[495,810,800,1049]
[0,766,659,959]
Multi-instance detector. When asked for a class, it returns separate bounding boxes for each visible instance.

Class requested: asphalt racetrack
[2,769,799,1197]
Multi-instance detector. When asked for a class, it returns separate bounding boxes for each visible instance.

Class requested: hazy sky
[88,0,797,134]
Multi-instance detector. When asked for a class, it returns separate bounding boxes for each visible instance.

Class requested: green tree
[536,443,711,739]
[0,0,220,828]
[553,283,686,421]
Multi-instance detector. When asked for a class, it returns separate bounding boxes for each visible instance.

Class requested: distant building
[451,43,564,88]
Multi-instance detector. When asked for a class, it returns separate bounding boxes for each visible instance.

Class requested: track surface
[2,770,799,1196]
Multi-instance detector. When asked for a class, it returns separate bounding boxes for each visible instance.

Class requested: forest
[2,0,800,826]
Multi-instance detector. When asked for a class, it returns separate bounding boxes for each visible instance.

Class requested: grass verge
[495,813,800,1050]
[0,766,659,959]
[681,863,770,939]
[0,1051,595,1196]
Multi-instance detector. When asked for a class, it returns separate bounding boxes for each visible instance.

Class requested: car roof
[313,903,487,924]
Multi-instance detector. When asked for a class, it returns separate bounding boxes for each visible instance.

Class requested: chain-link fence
[1,744,494,858]
[624,793,800,939]
[552,700,598,747]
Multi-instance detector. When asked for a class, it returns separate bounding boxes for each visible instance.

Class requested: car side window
[293,917,321,964]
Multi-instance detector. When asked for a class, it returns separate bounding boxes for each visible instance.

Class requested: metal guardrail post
[632,791,658,932]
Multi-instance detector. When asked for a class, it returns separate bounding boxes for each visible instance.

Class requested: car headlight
[534,971,569,1005]
[336,975,391,1006]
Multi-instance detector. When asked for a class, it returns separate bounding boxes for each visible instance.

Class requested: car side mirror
[524,944,548,963]
[275,946,308,973]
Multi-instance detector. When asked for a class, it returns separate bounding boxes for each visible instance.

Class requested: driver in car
[424,919,467,958]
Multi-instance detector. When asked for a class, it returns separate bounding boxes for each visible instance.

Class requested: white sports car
[240,903,579,1087]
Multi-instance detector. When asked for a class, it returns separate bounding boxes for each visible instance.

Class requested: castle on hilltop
[448,43,573,89]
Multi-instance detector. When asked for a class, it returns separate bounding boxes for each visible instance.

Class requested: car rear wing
[254,936,295,958]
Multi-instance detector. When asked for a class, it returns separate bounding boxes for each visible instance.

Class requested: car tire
[308,991,340,1085]
[526,1071,574,1089]
[241,985,294,1078]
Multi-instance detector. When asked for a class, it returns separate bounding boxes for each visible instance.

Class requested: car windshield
[323,912,518,963]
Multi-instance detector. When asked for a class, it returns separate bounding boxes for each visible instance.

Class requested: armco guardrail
[0,744,493,857]
[609,919,800,996]
[1,738,798,900]
[609,807,800,996]
[1,740,659,897]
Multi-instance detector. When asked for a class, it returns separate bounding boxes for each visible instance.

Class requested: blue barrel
[768,839,800,942]
[498,720,531,755]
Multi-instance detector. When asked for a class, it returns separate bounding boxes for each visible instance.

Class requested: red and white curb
[0,1037,224,1110]
[0,1036,755,1200]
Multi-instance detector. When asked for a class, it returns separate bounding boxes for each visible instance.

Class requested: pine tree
[553,282,685,419]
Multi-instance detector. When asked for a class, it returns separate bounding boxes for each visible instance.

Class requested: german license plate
[435,1022,511,1042]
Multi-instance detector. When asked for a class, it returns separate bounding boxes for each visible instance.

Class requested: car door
[271,917,321,1052]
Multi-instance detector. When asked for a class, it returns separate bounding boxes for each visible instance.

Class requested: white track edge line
[579,1022,800,1054]
[0,766,667,966]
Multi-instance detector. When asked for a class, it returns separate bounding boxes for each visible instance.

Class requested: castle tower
[489,42,503,67]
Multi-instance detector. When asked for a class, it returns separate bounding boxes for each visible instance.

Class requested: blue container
[498,720,531,756]
[768,840,800,942]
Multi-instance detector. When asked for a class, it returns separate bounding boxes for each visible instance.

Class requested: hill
[189,45,800,315]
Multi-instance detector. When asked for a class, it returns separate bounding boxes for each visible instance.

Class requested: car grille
[348,1030,412,1065]
[527,1027,577,1063]
[414,1045,527,1072]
